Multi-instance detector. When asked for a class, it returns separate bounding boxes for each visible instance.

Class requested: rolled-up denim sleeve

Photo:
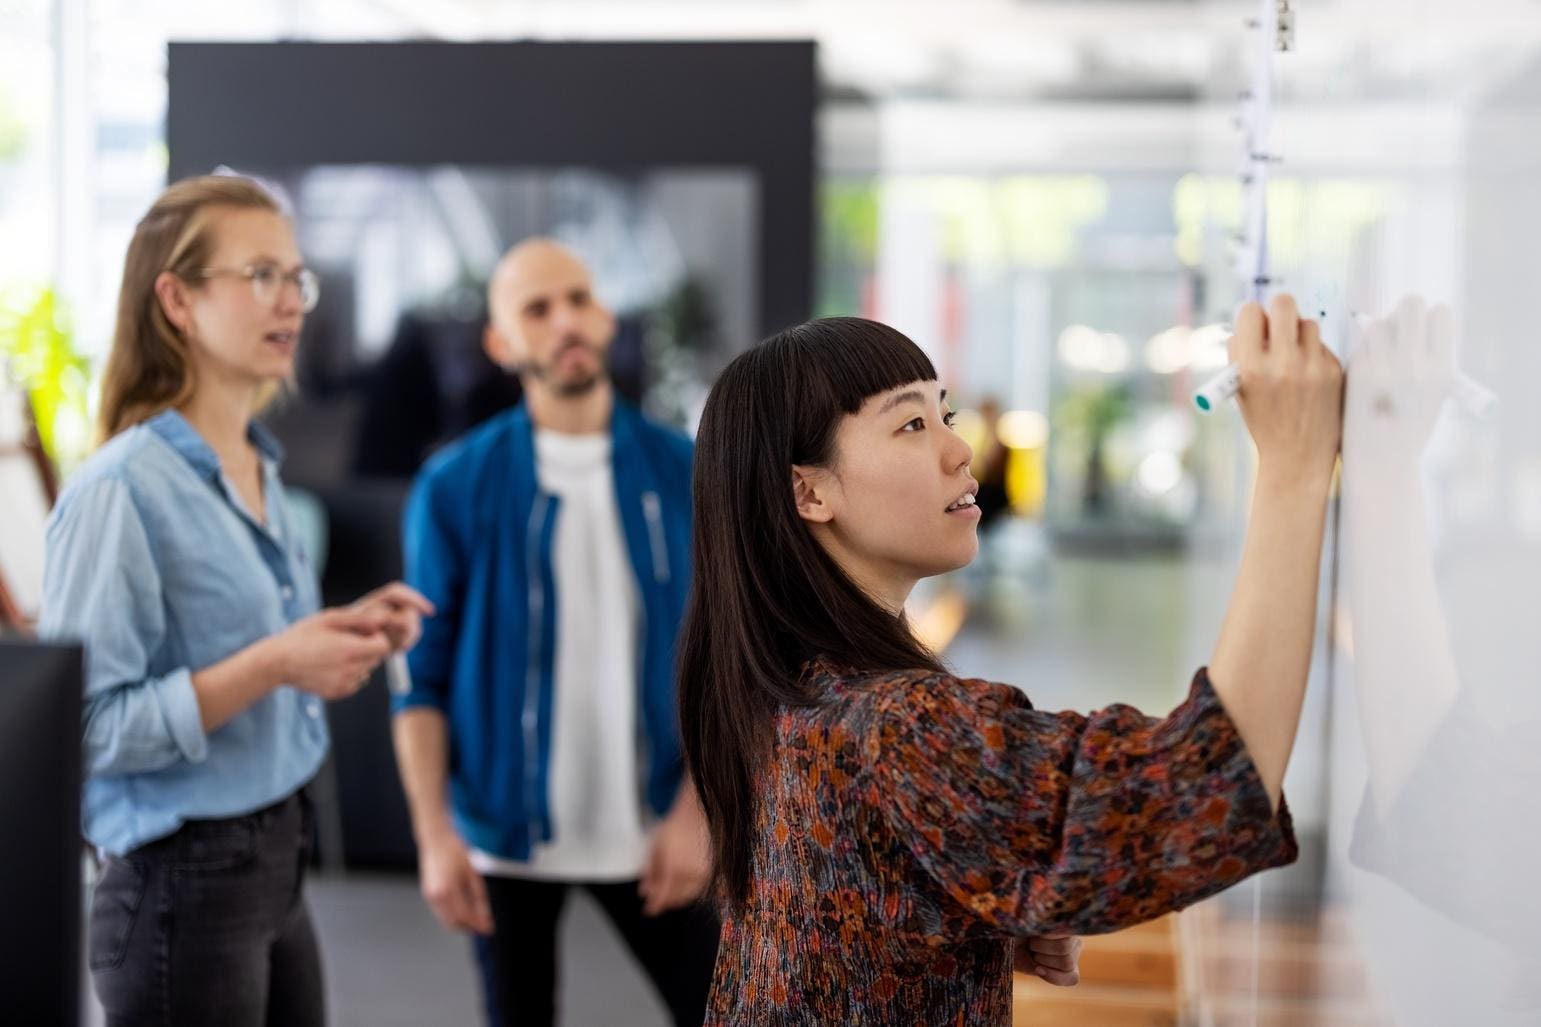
[40,475,209,776]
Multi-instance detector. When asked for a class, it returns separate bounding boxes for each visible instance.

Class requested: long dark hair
[677,317,949,913]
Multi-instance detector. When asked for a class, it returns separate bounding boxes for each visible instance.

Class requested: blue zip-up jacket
[394,401,693,862]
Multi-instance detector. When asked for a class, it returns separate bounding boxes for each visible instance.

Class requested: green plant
[817,180,881,316]
[1054,384,1132,515]
[0,287,92,472]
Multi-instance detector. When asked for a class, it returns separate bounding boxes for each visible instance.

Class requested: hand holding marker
[1201,5,1497,421]
[1192,307,1498,419]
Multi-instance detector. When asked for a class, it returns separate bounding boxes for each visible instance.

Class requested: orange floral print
[705,662,1297,1025]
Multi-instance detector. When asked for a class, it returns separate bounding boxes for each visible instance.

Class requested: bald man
[392,240,717,1026]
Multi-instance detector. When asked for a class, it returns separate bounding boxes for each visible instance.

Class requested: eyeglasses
[194,263,320,313]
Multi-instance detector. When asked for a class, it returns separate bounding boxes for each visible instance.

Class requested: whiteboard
[1190,3,1541,1022]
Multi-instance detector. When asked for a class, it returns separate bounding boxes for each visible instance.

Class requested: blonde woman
[41,175,431,1026]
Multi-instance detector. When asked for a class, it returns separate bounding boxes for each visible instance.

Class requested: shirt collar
[145,408,286,479]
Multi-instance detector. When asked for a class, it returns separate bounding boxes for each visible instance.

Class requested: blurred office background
[3,1,1539,1024]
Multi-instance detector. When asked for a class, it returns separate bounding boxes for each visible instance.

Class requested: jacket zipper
[524,492,549,840]
[638,491,668,815]
[641,491,670,585]
[636,590,654,818]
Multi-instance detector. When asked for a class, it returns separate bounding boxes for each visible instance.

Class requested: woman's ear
[791,465,835,524]
[153,271,193,337]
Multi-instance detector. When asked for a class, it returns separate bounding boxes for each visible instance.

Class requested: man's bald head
[488,238,590,332]
[484,237,615,397]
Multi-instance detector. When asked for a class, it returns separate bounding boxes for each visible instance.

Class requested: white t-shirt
[470,430,652,881]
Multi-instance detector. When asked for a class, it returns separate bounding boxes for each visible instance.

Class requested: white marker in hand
[385,651,412,696]
[1192,313,1499,420]
[1192,364,1241,413]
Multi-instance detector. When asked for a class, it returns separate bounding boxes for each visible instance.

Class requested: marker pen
[1192,364,1241,413]
[1192,361,1498,419]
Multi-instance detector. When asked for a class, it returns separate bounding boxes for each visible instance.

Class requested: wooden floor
[1012,905,1387,1027]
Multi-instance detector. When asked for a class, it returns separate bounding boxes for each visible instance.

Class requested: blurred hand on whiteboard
[1340,296,1462,812]
[1343,295,1457,482]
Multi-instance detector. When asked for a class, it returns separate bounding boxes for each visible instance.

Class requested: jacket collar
[507,396,645,467]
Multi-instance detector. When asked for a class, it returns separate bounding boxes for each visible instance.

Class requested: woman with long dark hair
[678,298,1342,1024]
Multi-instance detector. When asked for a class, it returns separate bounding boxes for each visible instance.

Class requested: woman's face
[795,379,980,606]
[170,207,306,390]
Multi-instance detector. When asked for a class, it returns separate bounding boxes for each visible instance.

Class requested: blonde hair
[96,175,284,444]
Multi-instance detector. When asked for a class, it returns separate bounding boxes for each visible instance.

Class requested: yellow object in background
[1007,446,1046,518]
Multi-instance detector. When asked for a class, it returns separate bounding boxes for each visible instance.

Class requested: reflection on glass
[1341,298,1541,1020]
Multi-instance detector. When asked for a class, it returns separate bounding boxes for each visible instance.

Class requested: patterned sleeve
[869,667,1297,937]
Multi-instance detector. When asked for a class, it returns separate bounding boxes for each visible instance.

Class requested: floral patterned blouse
[705,662,1298,1026]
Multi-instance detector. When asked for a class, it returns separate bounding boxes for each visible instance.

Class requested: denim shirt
[39,410,328,855]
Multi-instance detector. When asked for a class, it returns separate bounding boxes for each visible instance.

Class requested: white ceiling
[65,0,1541,174]
[346,0,1541,105]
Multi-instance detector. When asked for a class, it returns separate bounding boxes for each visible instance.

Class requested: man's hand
[1015,934,1084,987]
[639,786,711,917]
[418,827,494,936]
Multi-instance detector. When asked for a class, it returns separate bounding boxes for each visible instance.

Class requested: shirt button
[307,701,321,719]
[281,585,295,600]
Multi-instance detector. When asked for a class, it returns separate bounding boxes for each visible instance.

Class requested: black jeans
[476,876,719,1027]
[88,792,324,1027]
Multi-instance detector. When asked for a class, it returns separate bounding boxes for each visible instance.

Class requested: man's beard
[548,372,603,398]
[523,338,607,396]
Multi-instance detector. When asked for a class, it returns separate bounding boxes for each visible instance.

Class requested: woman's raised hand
[1230,294,1345,488]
